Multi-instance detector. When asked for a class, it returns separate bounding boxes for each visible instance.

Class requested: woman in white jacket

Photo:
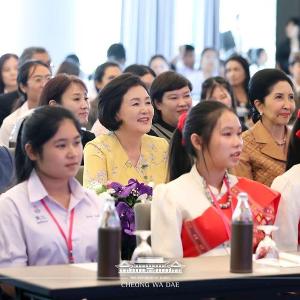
[272,109,300,251]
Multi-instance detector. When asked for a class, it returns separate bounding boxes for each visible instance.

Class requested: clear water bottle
[230,192,253,273]
[97,193,121,279]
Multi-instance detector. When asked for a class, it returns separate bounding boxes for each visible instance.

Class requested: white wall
[0,0,121,74]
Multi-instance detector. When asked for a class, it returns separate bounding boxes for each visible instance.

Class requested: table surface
[1,255,300,299]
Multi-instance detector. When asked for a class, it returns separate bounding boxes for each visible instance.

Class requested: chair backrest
[75,166,84,185]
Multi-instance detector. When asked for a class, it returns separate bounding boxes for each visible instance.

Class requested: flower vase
[115,200,136,260]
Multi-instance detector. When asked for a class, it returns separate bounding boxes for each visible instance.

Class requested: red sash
[181,177,280,257]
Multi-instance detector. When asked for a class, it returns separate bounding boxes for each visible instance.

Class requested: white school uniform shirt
[0,101,31,147]
[0,169,104,267]
[151,165,238,258]
[271,164,300,252]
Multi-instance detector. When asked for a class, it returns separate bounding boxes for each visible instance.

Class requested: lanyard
[41,199,75,263]
[207,179,232,239]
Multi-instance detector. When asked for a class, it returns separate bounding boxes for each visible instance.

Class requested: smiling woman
[232,68,296,186]
[83,73,168,187]
[38,74,95,156]
[148,71,193,142]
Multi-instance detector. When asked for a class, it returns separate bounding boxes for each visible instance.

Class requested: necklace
[275,138,286,146]
[203,172,232,209]
[261,120,287,147]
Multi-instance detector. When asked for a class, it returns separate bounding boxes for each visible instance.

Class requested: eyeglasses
[29,74,52,84]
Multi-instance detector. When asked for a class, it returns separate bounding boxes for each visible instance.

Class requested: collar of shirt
[110,132,150,169]
[250,120,289,161]
[27,169,87,209]
[189,164,238,194]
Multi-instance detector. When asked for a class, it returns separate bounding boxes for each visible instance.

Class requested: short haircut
[19,47,48,67]
[183,45,195,53]
[286,17,300,27]
[94,62,120,83]
[107,43,126,60]
[124,64,156,78]
[249,68,295,123]
[150,71,192,120]
[56,61,80,76]
[289,53,300,66]
[201,76,236,111]
[17,59,51,101]
[39,74,87,106]
[148,54,169,66]
[150,71,192,103]
[98,73,148,131]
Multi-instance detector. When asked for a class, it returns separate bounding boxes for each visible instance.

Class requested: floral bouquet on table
[91,179,153,260]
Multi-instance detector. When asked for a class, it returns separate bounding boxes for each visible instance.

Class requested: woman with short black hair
[83,73,168,187]
[232,68,296,186]
[148,71,192,142]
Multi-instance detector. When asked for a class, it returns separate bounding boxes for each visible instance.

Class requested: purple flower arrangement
[90,178,152,259]
[109,179,152,236]
[91,178,152,235]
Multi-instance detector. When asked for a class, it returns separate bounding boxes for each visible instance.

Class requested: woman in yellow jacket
[83,73,168,187]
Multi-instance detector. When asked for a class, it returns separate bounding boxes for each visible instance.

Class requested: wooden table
[1,255,300,299]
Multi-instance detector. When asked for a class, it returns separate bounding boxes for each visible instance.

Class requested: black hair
[289,52,300,66]
[15,106,81,183]
[169,101,233,181]
[39,74,87,106]
[248,68,295,123]
[286,110,300,170]
[13,60,51,110]
[225,55,250,93]
[124,64,156,78]
[56,60,80,76]
[17,60,50,100]
[148,54,169,66]
[0,53,18,93]
[94,62,120,83]
[150,71,192,119]
[19,47,49,67]
[183,45,195,53]
[200,47,218,58]
[65,54,80,66]
[107,43,126,61]
[286,17,300,27]
[98,73,148,131]
[200,76,236,112]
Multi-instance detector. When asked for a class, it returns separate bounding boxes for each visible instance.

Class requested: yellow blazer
[232,120,290,187]
[83,132,169,187]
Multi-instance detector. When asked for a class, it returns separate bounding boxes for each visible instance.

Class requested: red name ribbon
[206,179,232,240]
[177,112,188,145]
[41,199,75,263]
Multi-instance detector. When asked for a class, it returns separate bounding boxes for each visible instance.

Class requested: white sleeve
[0,195,28,267]
[0,117,11,147]
[271,176,300,252]
[151,184,183,258]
